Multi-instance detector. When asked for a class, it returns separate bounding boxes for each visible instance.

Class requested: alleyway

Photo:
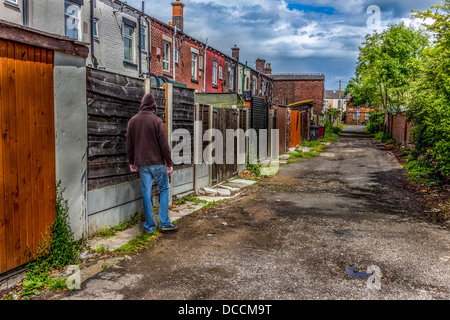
[63,126,450,300]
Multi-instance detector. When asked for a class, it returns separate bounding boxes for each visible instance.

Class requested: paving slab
[215,188,231,197]
[229,179,258,186]
[218,184,241,192]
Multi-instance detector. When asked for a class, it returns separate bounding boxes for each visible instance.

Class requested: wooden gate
[301,110,309,142]
[212,108,239,185]
[0,40,56,274]
[289,110,302,148]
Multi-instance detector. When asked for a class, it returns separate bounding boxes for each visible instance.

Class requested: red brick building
[269,74,325,123]
[205,47,225,92]
[149,0,274,101]
[345,103,374,124]
[150,14,205,92]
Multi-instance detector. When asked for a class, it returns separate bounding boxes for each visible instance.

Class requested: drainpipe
[138,17,142,75]
[90,0,98,68]
[172,26,177,82]
[23,0,28,26]
[146,17,151,75]
[203,38,208,92]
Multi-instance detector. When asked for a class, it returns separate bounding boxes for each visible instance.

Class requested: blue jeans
[138,165,171,233]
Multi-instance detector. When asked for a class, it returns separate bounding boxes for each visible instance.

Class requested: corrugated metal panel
[251,97,268,159]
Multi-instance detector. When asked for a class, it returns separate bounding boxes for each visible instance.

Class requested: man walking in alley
[127,93,177,233]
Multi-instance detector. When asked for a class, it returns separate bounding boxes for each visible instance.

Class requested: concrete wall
[92,0,150,77]
[29,0,66,36]
[54,51,88,240]
[88,179,143,235]
[0,0,23,24]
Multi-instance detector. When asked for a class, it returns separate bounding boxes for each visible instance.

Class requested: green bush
[366,111,385,134]
[404,158,444,184]
[374,132,395,144]
[21,182,81,299]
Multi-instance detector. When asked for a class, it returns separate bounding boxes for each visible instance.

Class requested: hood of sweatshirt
[139,93,157,114]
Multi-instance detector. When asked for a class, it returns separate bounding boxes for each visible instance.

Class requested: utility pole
[338,80,342,123]
[338,80,342,111]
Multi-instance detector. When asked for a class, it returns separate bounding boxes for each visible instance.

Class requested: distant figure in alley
[126,93,178,233]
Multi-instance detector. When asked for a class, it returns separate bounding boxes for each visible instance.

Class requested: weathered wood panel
[0,40,55,274]
[289,110,301,148]
[86,68,146,191]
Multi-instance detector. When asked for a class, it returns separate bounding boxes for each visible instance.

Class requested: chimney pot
[231,45,240,61]
[172,0,185,33]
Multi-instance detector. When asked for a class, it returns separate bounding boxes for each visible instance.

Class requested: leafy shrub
[366,111,385,134]
[21,182,81,299]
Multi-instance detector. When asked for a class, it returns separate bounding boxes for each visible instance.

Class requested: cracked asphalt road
[62,126,450,300]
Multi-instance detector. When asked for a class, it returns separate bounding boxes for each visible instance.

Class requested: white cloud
[126,0,441,89]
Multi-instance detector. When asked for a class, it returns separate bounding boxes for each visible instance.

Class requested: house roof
[324,90,350,99]
[268,74,325,81]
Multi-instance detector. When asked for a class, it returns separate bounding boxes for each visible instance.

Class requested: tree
[408,1,450,175]
[346,22,429,129]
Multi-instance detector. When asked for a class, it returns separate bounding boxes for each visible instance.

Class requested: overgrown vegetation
[374,132,396,145]
[114,230,161,255]
[365,111,385,134]
[97,212,142,238]
[346,2,450,179]
[19,182,81,300]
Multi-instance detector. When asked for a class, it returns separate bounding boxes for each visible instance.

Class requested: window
[5,0,18,5]
[93,19,99,40]
[353,113,360,121]
[163,41,170,72]
[212,59,218,85]
[199,55,203,70]
[124,25,134,62]
[219,65,223,80]
[191,53,198,80]
[140,27,146,51]
[175,49,179,63]
[65,1,81,40]
[229,68,234,90]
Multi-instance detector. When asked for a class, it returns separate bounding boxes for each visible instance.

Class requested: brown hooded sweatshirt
[126,93,173,167]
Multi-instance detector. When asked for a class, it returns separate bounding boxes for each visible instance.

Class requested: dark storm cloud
[128,0,441,89]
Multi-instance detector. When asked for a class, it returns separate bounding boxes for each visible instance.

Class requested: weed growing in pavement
[19,181,81,300]
[96,212,143,238]
[114,230,161,255]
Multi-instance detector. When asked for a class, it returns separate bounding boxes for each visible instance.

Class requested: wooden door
[0,39,56,274]
[289,110,301,148]
[211,108,239,185]
[277,106,287,155]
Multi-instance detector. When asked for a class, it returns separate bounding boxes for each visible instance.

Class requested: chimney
[256,58,266,73]
[231,45,240,61]
[172,0,185,33]
[264,63,272,75]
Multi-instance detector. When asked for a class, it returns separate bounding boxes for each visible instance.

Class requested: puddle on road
[345,265,371,280]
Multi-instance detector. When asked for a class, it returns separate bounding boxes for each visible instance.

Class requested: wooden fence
[0,40,56,274]
[85,67,310,234]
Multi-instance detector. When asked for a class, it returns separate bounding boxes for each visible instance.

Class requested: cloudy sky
[128,0,439,90]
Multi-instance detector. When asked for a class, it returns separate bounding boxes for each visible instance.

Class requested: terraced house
[0,0,273,102]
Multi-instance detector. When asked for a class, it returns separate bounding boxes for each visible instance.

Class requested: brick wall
[151,19,204,92]
[390,113,414,147]
[206,48,225,92]
[272,79,324,116]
